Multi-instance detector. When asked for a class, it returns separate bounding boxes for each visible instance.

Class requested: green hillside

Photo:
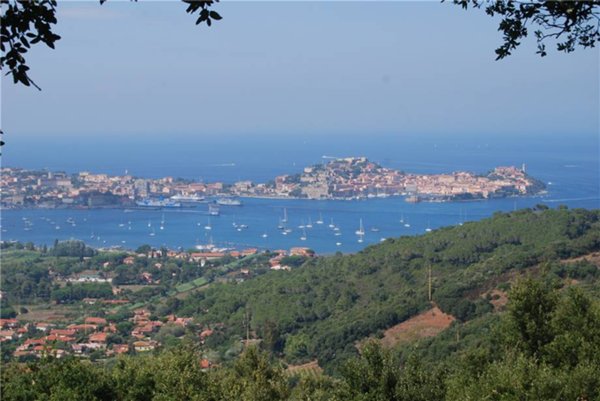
[176,207,600,369]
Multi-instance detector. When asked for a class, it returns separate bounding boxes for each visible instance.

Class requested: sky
[1,1,599,143]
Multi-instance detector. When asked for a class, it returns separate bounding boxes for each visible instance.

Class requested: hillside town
[0,157,544,209]
[0,240,315,362]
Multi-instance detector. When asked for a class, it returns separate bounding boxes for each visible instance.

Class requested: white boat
[170,194,205,203]
[370,227,380,232]
[208,204,220,216]
[306,217,313,229]
[328,218,335,228]
[355,219,365,236]
[400,213,404,223]
[216,198,242,206]
[334,232,342,236]
[357,235,364,243]
[300,229,307,241]
[336,242,342,246]
[316,213,323,225]
[148,221,152,228]
[425,221,432,232]
[160,213,165,230]
[262,233,268,238]
[204,218,212,230]
[282,208,288,223]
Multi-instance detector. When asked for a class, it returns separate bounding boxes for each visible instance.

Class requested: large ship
[216,197,242,206]
[135,198,182,208]
[170,194,206,203]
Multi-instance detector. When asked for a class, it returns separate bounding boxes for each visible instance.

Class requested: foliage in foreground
[2,278,599,401]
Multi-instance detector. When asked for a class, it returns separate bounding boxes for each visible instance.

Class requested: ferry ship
[170,194,206,203]
[135,198,182,208]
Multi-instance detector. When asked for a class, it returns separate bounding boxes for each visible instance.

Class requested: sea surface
[1,134,598,254]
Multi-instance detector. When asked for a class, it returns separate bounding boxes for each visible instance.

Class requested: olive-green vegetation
[2,277,600,401]
[175,208,600,370]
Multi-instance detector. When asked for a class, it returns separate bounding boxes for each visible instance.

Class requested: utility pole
[243,308,251,346]
[428,264,432,302]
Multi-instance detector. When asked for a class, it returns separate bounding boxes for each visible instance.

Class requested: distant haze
[1,1,598,141]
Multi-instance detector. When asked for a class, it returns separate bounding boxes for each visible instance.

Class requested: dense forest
[174,207,600,370]
[1,277,599,401]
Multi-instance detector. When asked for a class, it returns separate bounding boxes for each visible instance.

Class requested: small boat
[357,236,364,243]
[262,233,268,238]
[370,227,380,232]
[328,218,335,228]
[208,204,220,216]
[334,232,342,236]
[336,242,342,246]
[306,217,313,229]
[300,229,307,241]
[148,221,152,228]
[55,225,61,230]
[316,213,324,225]
[282,208,288,223]
[204,218,212,230]
[160,213,165,230]
[118,223,125,227]
[355,219,365,236]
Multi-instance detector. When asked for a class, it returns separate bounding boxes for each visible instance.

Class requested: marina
[1,189,595,254]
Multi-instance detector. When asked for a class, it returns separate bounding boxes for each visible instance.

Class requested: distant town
[0,157,545,209]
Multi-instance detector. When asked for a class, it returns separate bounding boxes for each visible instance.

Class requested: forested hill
[176,207,600,370]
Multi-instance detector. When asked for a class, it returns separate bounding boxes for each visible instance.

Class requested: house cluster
[3,309,205,360]
[0,168,226,209]
[8,316,121,359]
[224,158,541,200]
[268,247,314,271]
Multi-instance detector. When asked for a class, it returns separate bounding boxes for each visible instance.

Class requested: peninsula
[0,157,545,209]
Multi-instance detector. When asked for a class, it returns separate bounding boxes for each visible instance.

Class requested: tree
[452,0,600,59]
[3,1,599,93]
[1,0,222,90]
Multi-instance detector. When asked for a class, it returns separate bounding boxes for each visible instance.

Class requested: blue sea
[1,133,598,254]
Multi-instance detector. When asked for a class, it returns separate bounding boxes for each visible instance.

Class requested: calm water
[1,134,598,254]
